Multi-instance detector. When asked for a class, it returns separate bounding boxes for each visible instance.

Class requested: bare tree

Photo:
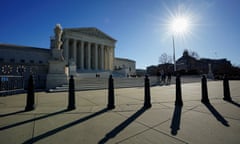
[190,51,199,59]
[159,53,172,64]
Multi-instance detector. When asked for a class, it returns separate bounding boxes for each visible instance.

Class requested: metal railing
[0,75,24,96]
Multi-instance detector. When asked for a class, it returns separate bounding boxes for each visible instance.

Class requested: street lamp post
[172,35,176,72]
[170,16,190,74]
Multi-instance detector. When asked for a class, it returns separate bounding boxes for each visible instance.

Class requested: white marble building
[57,27,116,72]
[0,24,136,89]
[114,58,136,77]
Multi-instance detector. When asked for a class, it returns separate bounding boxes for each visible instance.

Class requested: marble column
[77,41,81,68]
[64,38,69,64]
[109,47,113,70]
[87,42,91,70]
[95,44,98,70]
[80,41,84,70]
[101,45,104,70]
[73,40,77,64]
[106,47,109,70]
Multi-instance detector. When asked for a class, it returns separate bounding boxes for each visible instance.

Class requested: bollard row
[201,75,209,104]
[175,75,183,106]
[25,75,35,111]
[68,75,76,110]
[107,75,115,109]
[24,74,233,111]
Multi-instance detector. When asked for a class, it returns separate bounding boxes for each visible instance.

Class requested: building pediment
[64,27,116,43]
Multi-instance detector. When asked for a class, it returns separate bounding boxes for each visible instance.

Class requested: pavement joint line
[31,114,36,140]
[113,107,190,143]
[190,109,240,121]
[115,116,189,144]
[77,96,98,106]
[152,127,189,144]
[114,128,154,144]
[117,95,144,101]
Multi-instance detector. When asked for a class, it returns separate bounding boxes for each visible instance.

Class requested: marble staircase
[48,77,158,92]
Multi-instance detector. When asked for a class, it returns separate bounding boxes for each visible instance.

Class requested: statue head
[54,24,62,38]
[54,24,63,49]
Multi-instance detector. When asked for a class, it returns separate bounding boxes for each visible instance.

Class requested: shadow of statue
[0,109,68,131]
[170,105,182,135]
[203,103,229,127]
[23,108,109,144]
[98,106,147,144]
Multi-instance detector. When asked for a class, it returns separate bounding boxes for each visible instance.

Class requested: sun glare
[171,16,190,34]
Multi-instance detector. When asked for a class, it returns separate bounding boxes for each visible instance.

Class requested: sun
[171,16,190,35]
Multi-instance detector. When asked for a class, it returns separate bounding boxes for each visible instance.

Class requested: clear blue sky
[0,0,239,69]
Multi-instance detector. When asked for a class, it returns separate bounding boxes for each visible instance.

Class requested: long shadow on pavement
[203,103,230,127]
[0,109,68,131]
[0,110,26,117]
[23,108,109,144]
[226,100,240,108]
[98,106,147,144]
[170,105,182,135]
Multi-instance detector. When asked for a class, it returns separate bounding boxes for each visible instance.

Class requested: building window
[39,60,43,64]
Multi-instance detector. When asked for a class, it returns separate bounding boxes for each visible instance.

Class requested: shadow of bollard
[25,75,35,111]
[223,75,232,101]
[68,75,76,110]
[99,107,147,144]
[170,105,182,135]
[144,75,151,108]
[175,75,183,106]
[203,102,229,126]
[201,75,210,104]
[108,75,115,110]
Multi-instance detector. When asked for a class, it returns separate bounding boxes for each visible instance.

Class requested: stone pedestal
[46,24,68,89]
[69,59,77,76]
[207,64,214,79]
[51,48,64,61]
[46,60,67,89]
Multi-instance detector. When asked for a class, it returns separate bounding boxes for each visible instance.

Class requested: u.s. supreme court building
[0,24,136,89]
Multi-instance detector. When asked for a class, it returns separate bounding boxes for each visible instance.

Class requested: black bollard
[68,75,76,110]
[201,75,210,104]
[175,75,183,106]
[108,75,115,109]
[223,75,232,101]
[144,75,152,108]
[25,75,35,111]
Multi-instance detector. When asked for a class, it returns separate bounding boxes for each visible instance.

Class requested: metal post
[172,35,176,72]
[25,75,35,111]
[68,75,76,110]
[108,75,115,109]
[144,75,151,108]
[223,75,232,101]
[201,75,209,103]
[175,75,183,106]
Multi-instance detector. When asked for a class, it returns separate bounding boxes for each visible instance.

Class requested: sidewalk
[0,81,240,144]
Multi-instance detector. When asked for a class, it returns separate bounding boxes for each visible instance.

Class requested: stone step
[49,77,158,92]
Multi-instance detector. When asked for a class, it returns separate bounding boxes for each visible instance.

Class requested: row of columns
[63,39,113,71]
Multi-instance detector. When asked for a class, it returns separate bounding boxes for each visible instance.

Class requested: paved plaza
[0,80,240,144]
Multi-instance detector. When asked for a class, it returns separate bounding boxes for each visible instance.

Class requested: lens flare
[171,16,190,34]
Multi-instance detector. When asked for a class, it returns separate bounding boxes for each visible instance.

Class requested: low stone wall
[73,76,158,91]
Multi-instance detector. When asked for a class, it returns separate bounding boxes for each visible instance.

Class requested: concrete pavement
[0,80,240,144]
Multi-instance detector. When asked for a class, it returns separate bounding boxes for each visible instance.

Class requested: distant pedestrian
[167,73,171,85]
[160,70,165,84]
[157,70,161,84]
[162,73,166,84]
